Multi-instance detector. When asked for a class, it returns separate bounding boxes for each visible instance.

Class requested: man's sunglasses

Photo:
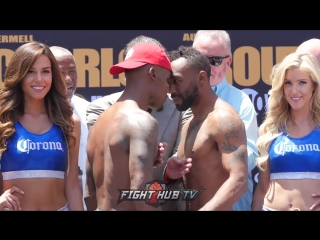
[206,55,230,66]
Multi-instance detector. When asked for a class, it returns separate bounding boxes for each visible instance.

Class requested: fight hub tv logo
[117,179,203,208]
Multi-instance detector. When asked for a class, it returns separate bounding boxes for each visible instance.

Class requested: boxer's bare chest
[178,118,214,159]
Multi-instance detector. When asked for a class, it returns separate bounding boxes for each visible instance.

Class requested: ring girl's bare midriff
[264,179,320,210]
[3,178,66,210]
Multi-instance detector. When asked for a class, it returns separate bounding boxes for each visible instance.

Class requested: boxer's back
[87,101,159,210]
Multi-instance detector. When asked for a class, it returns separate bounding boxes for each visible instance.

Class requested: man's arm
[84,156,97,211]
[129,114,160,211]
[86,98,111,131]
[238,96,259,172]
[165,111,192,186]
[172,108,193,156]
[199,111,248,211]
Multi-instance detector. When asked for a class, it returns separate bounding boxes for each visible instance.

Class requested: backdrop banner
[2,30,320,191]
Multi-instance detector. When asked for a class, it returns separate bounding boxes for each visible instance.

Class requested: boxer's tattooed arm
[128,115,160,210]
[217,115,247,167]
[226,147,247,167]
[217,117,239,140]
[129,117,158,169]
[205,112,248,210]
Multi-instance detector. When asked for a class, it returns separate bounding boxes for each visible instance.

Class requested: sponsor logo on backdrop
[242,88,269,116]
[0,35,34,43]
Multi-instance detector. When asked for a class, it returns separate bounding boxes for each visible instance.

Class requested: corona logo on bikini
[17,138,64,154]
[274,141,320,156]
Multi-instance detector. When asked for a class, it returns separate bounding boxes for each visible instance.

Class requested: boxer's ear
[198,70,208,84]
[148,67,157,81]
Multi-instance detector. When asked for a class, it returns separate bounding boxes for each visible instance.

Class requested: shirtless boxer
[85,35,192,211]
[85,42,172,211]
[164,46,248,211]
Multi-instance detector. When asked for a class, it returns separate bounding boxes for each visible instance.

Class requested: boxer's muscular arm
[200,110,248,210]
[84,127,98,211]
[84,157,97,211]
[128,113,160,211]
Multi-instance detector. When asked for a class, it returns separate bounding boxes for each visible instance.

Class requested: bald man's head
[50,46,73,58]
[296,38,320,65]
[50,46,78,100]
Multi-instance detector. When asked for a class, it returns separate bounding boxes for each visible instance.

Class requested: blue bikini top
[0,122,68,180]
[269,127,320,180]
